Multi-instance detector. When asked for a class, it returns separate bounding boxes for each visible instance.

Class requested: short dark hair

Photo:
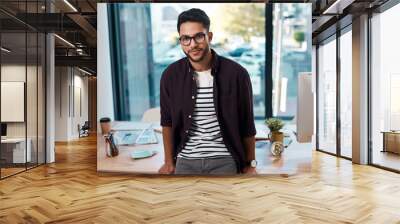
[177,8,210,33]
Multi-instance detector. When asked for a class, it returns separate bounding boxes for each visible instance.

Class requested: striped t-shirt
[177,69,231,159]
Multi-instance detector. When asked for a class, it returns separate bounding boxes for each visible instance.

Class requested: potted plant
[265,118,285,142]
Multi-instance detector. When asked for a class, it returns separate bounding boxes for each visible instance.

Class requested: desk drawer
[0,141,31,164]
[0,145,14,164]
[384,133,400,154]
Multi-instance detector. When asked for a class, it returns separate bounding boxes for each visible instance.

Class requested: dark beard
[184,45,209,63]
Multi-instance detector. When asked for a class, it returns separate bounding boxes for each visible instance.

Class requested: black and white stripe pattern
[178,86,231,159]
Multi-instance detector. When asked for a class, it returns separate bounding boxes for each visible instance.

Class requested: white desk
[1,138,32,163]
[97,121,312,175]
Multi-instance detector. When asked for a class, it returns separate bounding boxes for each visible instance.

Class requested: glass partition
[1,31,28,177]
[317,36,337,155]
[0,1,46,179]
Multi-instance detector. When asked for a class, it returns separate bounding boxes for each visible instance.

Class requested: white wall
[54,67,89,141]
[1,63,46,164]
[97,3,114,126]
[1,82,25,122]
[72,73,89,138]
[1,65,26,140]
[55,66,69,141]
[1,65,37,137]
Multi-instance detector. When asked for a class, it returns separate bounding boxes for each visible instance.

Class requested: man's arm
[243,136,256,162]
[242,136,257,174]
[158,70,175,174]
[243,136,257,174]
[158,126,175,174]
[238,69,257,174]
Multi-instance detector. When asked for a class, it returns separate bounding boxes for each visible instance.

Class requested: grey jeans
[174,156,238,175]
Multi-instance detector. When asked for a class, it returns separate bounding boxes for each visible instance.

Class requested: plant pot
[270,131,284,142]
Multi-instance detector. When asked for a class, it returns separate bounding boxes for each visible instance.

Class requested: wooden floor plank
[0,135,400,223]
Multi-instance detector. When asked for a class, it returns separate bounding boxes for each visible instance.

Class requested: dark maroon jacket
[160,49,256,172]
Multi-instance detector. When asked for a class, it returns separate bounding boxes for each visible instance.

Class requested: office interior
[0,0,400,222]
[0,0,399,176]
[0,0,97,179]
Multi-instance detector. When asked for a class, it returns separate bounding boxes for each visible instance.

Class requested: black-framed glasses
[179,32,206,46]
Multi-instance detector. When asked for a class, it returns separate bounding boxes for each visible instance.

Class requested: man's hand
[242,166,257,175]
[158,163,175,174]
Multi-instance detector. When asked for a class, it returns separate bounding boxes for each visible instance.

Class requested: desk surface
[97,121,312,175]
[381,131,400,134]
[1,138,29,143]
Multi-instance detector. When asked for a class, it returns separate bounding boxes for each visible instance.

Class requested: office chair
[141,107,161,123]
[79,121,90,138]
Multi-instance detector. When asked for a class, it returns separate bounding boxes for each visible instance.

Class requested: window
[317,36,337,154]
[316,22,354,159]
[370,3,400,171]
[109,3,311,122]
[339,28,352,158]
[110,3,267,120]
[272,4,312,120]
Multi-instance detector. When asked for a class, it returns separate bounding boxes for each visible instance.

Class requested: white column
[97,3,115,128]
[352,14,369,164]
[46,33,55,163]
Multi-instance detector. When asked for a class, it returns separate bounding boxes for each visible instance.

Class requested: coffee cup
[100,117,111,135]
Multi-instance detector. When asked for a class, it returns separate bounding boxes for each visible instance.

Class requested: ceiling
[311,0,391,43]
[1,0,396,75]
[0,0,97,74]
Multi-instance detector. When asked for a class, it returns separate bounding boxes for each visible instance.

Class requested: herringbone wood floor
[1,135,400,224]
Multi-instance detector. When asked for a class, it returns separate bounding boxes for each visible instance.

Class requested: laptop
[114,128,158,145]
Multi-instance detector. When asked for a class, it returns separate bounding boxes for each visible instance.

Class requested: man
[158,8,257,175]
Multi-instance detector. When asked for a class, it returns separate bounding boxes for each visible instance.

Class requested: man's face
[179,22,213,63]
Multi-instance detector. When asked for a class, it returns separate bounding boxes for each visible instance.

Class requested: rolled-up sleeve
[160,70,172,127]
[238,70,257,137]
